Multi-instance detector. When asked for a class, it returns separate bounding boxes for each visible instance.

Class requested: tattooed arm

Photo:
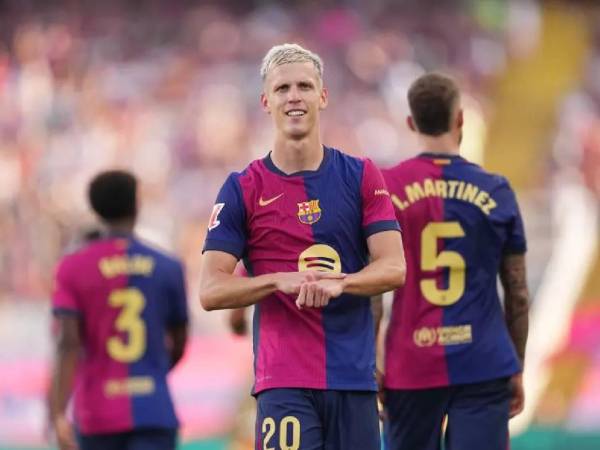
[499,252,530,418]
[500,253,529,365]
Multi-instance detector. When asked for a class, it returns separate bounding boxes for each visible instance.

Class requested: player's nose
[287,86,302,102]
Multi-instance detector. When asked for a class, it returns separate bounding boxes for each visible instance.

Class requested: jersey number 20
[420,221,466,306]
[262,416,300,450]
[106,288,147,362]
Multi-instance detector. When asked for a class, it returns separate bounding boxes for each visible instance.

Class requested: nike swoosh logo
[259,193,284,207]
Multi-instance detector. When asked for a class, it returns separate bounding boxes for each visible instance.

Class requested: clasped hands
[275,271,346,309]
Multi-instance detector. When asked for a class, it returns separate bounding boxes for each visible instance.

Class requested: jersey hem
[384,367,520,390]
[77,420,179,435]
[253,379,377,395]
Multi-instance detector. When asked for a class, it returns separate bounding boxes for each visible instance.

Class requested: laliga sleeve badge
[208,203,225,231]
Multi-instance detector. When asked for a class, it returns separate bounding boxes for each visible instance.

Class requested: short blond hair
[260,43,324,82]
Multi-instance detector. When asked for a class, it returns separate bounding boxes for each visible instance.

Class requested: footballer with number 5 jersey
[49,171,188,450]
[379,73,530,450]
[199,43,406,450]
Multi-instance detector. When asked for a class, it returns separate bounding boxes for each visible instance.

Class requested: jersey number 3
[420,221,466,306]
[106,288,147,362]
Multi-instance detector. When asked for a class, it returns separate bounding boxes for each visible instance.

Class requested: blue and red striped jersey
[382,153,526,389]
[52,235,188,434]
[203,147,400,394]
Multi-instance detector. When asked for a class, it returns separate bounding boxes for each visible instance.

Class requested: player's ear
[456,109,464,129]
[260,93,270,114]
[407,116,416,132]
[319,87,328,110]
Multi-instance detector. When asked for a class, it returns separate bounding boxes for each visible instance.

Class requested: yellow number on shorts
[280,416,300,450]
[262,416,300,450]
[420,222,466,306]
[262,417,276,450]
[106,288,146,362]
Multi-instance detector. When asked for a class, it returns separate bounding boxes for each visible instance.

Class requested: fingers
[57,428,78,450]
[314,287,331,308]
[54,416,78,450]
[509,393,524,418]
[509,379,525,418]
[296,283,307,309]
[293,272,344,309]
[59,439,78,450]
[509,401,524,418]
[296,281,333,309]
[60,441,78,450]
[296,283,318,309]
[313,284,323,308]
[305,283,316,308]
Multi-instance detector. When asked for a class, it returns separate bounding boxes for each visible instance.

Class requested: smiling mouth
[286,110,306,117]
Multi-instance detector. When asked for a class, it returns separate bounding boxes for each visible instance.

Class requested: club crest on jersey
[297,200,322,225]
[208,203,224,231]
[413,327,437,347]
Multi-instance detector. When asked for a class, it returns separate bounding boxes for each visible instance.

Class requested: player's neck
[417,132,460,156]
[271,133,324,174]
[104,219,135,236]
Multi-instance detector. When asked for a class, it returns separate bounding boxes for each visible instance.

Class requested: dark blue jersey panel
[203,172,247,260]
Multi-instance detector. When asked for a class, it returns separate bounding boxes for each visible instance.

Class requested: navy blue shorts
[77,427,177,450]
[256,388,380,450]
[384,377,511,450]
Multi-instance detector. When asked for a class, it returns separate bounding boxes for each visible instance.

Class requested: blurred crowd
[552,8,600,198]
[0,0,534,306]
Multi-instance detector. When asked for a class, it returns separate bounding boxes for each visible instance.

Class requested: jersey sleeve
[52,258,80,316]
[167,260,189,326]
[360,158,401,237]
[497,178,527,254]
[202,173,247,259]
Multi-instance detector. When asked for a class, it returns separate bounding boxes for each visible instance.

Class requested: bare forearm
[500,253,530,367]
[506,300,529,366]
[343,257,405,297]
[167,325,188,369]
[49,348,78,420]
[200,272,278,311]
[371,295,383,340]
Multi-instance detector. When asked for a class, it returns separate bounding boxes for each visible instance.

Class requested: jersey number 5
[420,221,466,306]
[106,288,147,362]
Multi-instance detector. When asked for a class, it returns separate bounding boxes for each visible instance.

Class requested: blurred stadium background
[0,0,599,449]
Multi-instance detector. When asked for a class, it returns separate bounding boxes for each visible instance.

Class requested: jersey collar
[418,151,463,160]
[263,146,332,177]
